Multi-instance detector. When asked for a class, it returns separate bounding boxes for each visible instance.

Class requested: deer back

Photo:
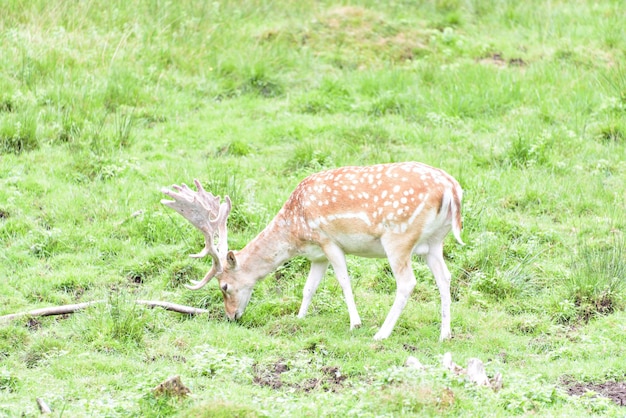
[277,162,463,257]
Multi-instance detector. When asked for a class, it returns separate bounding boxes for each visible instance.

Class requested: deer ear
[226,251,238,269]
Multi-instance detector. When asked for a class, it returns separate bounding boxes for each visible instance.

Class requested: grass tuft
[0,112,39,154]
[284,142,333,174]
[563,238,626,323]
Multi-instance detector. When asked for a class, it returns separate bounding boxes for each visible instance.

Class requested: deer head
[161,180,256,320]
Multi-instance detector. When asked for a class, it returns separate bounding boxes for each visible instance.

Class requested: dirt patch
[298,366,347,393]
[253,361,347,392]
[253,361,289,390]
[562,376,626,406]
[403,343,418,352]
[26,318,42,331]
[478,53,526,68]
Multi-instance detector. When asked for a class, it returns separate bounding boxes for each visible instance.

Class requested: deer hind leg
[323,243,362,330]
[425,243,452,341]
[297,260,329,319]
[374,242,416,341]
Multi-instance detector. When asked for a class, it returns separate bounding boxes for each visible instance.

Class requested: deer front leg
[426,244,452,341]
[373,254,416,341]
[323,244,362,330]
[297,260,329,318]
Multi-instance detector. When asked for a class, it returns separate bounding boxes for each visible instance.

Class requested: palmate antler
[161,180,231,290]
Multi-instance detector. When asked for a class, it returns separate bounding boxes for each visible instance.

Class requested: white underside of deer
[162,161,464,341]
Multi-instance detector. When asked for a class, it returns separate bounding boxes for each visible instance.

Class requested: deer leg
[425,243,452,341]
[297,260,329,318]
[373,252,416,341]
[323,244,361,330]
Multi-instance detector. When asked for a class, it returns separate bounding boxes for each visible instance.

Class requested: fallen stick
[0,301,104,322]
[0,300,208,323]
[36,397,52,414]
[135,300,209,315]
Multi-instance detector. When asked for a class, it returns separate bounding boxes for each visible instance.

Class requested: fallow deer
[161,162,463,340]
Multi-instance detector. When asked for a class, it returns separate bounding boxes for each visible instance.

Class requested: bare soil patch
[562,376,626,406]
[253,361,347,392]
[478,53,526,68]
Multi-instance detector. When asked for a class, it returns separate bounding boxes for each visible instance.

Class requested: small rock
[405,356,425,370]
[442,352,464,374]
[442,352,453,369]
[492,372,503,391]
[466,358,490,386]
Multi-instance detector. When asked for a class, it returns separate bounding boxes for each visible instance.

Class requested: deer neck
[234,214,297,283]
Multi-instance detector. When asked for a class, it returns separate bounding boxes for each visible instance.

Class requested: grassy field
[1,0,625,416]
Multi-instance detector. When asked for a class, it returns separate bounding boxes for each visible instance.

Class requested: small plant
[284,142,332,173]
[500,386,562,414]
[549,298,578,324]
[0,112,39,154]
[181,402,260,418]
[56,109,83,144]
[168,261,204,288]
[189,345,254,382]
[0,96,14,113]
[113,111,135,148]
[0,368,19,392]
[73,293,149,350]
[104,69,145,111]
[368,93,410,117]
[295,78,353,114]
[69,150,132,182]
[595,122,625,143]
[137,392,187,417]
[217,139,252,157]
[0,326,29,358]
[505,132,550,168]
[22,337,67,368]
[562,238,626,323]
[28,228,67,258]
[242,73,283,98]
[470,270,517,300]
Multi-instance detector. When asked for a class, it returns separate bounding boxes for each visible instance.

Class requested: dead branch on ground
[0,300,208,323]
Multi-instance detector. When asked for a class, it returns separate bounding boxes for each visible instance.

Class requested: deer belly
[333,233,385,257]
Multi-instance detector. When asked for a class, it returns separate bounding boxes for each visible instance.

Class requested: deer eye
[221,283,228,293]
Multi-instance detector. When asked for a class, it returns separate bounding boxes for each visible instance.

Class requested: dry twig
[0,300,208,323]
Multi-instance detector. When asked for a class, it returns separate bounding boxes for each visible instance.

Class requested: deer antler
[161,179,231,289]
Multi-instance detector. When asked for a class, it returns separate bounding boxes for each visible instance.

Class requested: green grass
[1,0,626,416]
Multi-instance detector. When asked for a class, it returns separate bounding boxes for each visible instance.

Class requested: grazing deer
[162,162,463,340]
